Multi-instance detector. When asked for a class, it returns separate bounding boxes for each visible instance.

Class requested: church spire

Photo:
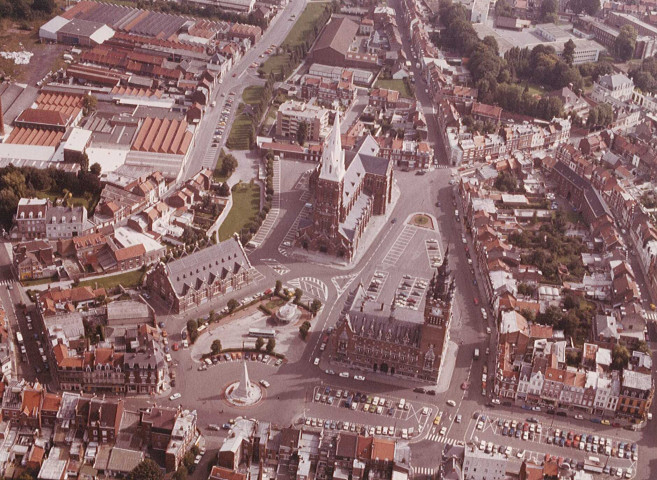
[319,114,345,182]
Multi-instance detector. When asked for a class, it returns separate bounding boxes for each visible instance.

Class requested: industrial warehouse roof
[36,92,84,118]
[131,117,193,155]
[5,127,63,147]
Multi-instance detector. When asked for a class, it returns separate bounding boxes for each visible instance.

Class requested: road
[180,0,309,182]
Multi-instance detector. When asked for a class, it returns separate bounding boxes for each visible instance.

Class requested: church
[328,253,455,383]
[296,115,393,261]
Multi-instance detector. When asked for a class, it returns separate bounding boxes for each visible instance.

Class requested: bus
[248,328,276,338]
[15,332,23,345]
[583,462,603,474]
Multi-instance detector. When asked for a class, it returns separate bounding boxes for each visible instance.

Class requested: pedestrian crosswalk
[645,310,657,322]
[0,279,14,287]
[411,467,435,477]
[426,434,460,444]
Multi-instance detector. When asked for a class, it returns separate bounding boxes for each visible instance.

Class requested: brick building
[147,236,253,313]
[296,117,393,261]
[328,255,455,382]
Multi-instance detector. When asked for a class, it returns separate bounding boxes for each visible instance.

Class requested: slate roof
[164,237,251,296]
[313,17,359,55]
[346,312,422,348]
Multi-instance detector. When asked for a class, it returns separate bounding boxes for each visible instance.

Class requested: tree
[227,299,239,312]
[293,288,303,304]
[310,299,322,316]
[614,25,637,61]
[218,182,231,196]
[563,39,576,67]
[540,0,558,22]
[255,336,265,350]
[611,344,630,370]
[78,152,89,172]
[220,153,238,177]
[211,339,222,355]
[82,94,98,115]
[173,466,188,480]
[299,321,311,340]
[266,337,275,353]
[568,0,599,14]
[90,162,102,176]
[129,459,164,480]
[296,121,308,146]
[31,0,55,12]
[274,280,282,296]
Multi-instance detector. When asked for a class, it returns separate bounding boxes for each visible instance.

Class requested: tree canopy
[614,25,637,61]
[129,460,164,480]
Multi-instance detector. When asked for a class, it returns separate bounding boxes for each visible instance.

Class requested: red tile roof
[16,109,71,128]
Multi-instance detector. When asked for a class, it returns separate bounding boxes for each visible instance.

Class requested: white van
[398,398,406,409]
[588,456,600,464]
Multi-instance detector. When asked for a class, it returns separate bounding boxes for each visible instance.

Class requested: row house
[12,240,56,281]
[300,74,357,108]
[374,136,434,169]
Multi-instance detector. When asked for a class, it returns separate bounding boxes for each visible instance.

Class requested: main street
[179,0,310,182]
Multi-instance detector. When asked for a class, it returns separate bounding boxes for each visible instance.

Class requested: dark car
[502,427,508,436]
[413,387,426,394]
[427,390,436,395]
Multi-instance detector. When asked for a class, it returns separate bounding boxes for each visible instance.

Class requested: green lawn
[260,52,293,78]
[373,79,413,98]
[218,183,261,241]
[282,2,331,49]
[78,269,145,290]
[243,86,265,106]
[226,107,254,150]
[35,191,92,210]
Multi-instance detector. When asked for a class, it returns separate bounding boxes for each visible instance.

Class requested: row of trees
[0,0,55,20]
[132,0,267,28]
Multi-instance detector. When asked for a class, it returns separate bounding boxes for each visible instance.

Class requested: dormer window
[37,211,42,218]
[28,212,33,219]
[20,212,24,218]
[72,216,76,222]
[52,217,56,224]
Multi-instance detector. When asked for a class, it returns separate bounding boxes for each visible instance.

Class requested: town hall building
[328,253,455,383]
[296,115,393,261]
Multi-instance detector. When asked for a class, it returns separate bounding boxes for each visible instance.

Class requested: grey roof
[45,205,86,224]
[553,160,589,190]
[598,73,633,91]
[583,186,611,219]
[346,311,422,348]
[58,18,107,37]
[106,447,144,473]
[313,17,359,55]
[164,237,251,296]
[107,300,151,322]
[622,369,652,391]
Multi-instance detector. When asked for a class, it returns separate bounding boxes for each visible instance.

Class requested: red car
[473,297,479,305]
[172,343,179,351]
[461,382,469,390]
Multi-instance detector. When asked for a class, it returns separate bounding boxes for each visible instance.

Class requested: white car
[439,426,447,436]
[456,414,462,423]
[354,375,366,381]
[259,380,270,388]
[314,357,320,366]
[446,399,456,407]
[169,393,181,401]
[339,372,350,378]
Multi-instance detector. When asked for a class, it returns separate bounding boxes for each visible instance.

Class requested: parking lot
[424,238,442,269]
[306,384,433,440]
[467,411,639,477]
